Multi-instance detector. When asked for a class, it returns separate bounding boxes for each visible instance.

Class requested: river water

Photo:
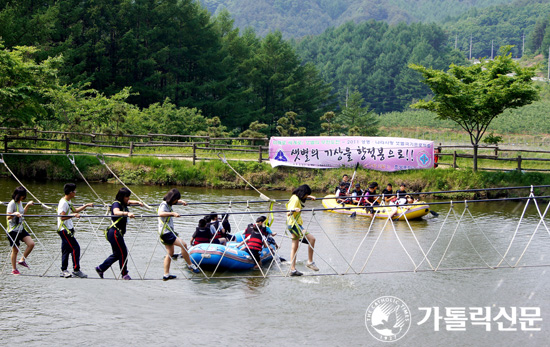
[0,178,549,346]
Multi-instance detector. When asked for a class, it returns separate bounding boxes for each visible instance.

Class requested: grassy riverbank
[2,155,550,198]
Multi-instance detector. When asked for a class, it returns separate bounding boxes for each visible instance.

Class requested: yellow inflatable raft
[321,194,430,220]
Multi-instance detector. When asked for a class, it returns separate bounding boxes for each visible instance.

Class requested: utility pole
[491,40,494,60]
[455,34,458,50]
[522,32,525,58]
[548,46,550,80]
[469,34,472,60]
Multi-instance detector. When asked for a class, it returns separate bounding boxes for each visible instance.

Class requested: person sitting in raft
[220,214,233,241]
[236,222,269,270]
[334,174,350,193]
[57,183,94,278]
[396,183,407,199]
[250,216,286,262]
[95,188,143,280]
[364,183,380,215]
[6,187,35,275]
[287,184,319,276]
[351,183,364,205]
[158,188,200,281]
[381,183,396,204]
[206,212,228,245]
[190,218,217,246]
[335,181,352,205]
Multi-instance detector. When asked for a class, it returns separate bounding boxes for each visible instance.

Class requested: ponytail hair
[292,184,312,202]
[115,187,132,207]
[163,188,181,205]
[12,186,27,201]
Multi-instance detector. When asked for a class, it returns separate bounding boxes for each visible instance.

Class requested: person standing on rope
[57,183,93,278]
[158,188,200,281]
[286,184,319,276]
[95,188,143,280]
[6,187,35,275]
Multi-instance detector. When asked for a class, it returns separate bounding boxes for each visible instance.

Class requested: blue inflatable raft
[189,236,274,271]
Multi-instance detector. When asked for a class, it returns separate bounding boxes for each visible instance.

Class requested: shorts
[287,224,309,243]
[7,229,30,247]
[160,232,177,245]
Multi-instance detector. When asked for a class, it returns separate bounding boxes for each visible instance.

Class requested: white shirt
[57,198,74,230]
[7,200,24,232]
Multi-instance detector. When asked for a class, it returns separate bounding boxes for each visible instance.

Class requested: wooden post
[129,142,134,157]
[517,155,522,171]
[65,136,70,154]
[192,143,196,165]
[258,145,263,163]
[494,146,498,158]
[4,135,8,152]
[453,151,457,169]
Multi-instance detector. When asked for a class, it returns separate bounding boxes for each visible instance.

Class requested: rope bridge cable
[12,184,550,209]
[67,154,108,207]
[96,154,152,209]
[3,193,550,280]
[0,154,51,210]
[4,194,550,220]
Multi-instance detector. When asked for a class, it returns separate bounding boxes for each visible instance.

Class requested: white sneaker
[60,270,72,278]
[306,261,319,271]
[187,263,200,273]
[72,270,88,278]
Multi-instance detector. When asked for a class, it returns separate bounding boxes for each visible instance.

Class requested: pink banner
[269,136,434,171]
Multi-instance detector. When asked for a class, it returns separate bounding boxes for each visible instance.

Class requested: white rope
[67,154,108,207]
[0,155,51,210]
[495,191,535,267]
[415,201,455,271]
[345,208,380,274]
[387,213,418,269]
[512,198,550,267]
[96,155,152,209]
[401,212,434,270]
[311,210,359,274]
[435,204,468,271]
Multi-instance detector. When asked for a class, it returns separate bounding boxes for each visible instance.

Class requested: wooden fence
[0,128,270,164]
[2,128,550,171]
[436,144,550,172]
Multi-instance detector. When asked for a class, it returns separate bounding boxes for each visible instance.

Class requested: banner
[269,136,434,171]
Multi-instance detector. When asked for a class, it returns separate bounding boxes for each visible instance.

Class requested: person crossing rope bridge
[157,188,200,281]
[95,188,144,280]
[5,187,36,275]
[57,183,94,278]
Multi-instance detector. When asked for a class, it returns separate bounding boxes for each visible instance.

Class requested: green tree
[410,46,539,171]
[337,89,379,136]
[276,111,306,136]
[0,44,61,127]
[239,121,268,138]
[320,111,341,136]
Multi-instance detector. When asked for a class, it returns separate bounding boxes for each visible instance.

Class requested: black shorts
[7,229,31,247]
[160,232,178,245]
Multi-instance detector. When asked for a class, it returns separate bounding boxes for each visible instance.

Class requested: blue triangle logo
[274,150,288,162]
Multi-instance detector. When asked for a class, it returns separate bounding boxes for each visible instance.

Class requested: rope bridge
[0,152,549,281]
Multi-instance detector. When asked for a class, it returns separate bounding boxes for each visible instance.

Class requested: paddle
[346,162,360,195]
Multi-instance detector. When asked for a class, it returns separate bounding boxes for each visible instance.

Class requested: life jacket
[207,220,224,239]
[192,227,212,245]
[246,229,264,252]
[338,189,348,197]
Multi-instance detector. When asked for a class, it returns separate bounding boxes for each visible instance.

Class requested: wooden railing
[436,144,550,172]
[0,128,269,164]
